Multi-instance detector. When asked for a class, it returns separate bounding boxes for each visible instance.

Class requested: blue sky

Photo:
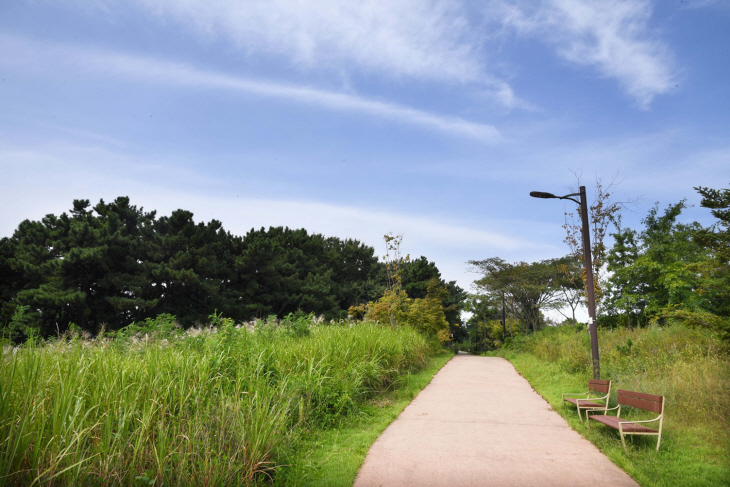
[1,0,729,301]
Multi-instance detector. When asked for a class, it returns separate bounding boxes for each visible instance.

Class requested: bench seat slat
[589,415,659,434]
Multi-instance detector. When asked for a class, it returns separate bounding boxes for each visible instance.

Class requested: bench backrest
[617,389,664,413]
[588,379,611,394]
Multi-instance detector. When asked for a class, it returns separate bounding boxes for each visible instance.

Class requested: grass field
[495,323,730,487]
[0,315,443,486]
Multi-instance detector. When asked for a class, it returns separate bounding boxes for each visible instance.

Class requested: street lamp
[530,186,600,379]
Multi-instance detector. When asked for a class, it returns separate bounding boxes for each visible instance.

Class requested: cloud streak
[0,34,499,142]
[36,1,676,109]
[493,0,676,107]
[60,0,537,111]
[98,0,483,83]
[0,140,527,249]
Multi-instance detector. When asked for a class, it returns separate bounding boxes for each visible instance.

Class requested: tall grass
[0,317,432,486]
[498,323,730,486]
[517,323,729,428]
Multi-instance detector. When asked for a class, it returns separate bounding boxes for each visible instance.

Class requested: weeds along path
[354,354,638,487]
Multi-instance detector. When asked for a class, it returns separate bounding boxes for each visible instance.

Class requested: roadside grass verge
[0,316,439,486]
[495,323,729,487]
[280,352,453,486]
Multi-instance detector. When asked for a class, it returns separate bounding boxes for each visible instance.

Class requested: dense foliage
[0,314,435,486]
[601,187,730,339]
[0,197,464,340]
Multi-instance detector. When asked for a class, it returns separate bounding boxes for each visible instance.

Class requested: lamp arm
[559,196,581,204]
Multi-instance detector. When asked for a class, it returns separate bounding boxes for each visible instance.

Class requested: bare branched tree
[563,170,638,309]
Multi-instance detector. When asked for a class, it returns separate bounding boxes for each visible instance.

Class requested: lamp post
[530,186,600,379]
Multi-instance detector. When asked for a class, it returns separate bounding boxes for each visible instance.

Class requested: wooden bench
[562,379,611,421]
[587,389,665,451]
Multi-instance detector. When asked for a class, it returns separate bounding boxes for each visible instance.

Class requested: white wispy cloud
[0,140,527,249]
[493,0,676,108]
[24,1,678,111]
[0,34,500,142]
[89,0,483,83]
[64,0,540,111]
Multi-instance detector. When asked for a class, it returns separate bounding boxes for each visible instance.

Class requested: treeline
[465,185,729,351]
[0,197,464,339]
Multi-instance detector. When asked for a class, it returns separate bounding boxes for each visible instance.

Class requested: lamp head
[530,191,556,199]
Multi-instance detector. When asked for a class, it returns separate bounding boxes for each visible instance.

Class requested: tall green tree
[633,201,708,314]
[469,257,565,333]
[2,198,156,334]
[401,256,440,299]
[4,214,79,336]
[694,185,730,262]
[235,227,338,319]
[324,236,385,318]
[602,199,724,332]
[144,210,240,326]
[693,185,730,318]
[604,219,643,327]
[0,196,456,339]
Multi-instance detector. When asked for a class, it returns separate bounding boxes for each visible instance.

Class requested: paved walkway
[354,354,638,487]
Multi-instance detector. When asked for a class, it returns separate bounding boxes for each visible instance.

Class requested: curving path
[354,354,638,487]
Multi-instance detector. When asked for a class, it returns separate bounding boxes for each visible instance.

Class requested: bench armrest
[577,396,608,406]
[585,392,609,401]
[618,415,662,427]
[562,392,589,400]
[586,405,619,416]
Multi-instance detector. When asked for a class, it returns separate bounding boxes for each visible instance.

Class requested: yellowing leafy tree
[364,238,450,342]
[403,279,450,339]
[364,293,409,325]
[378,234,409,326]
[436,329,451,344]
[365,282,450,340]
